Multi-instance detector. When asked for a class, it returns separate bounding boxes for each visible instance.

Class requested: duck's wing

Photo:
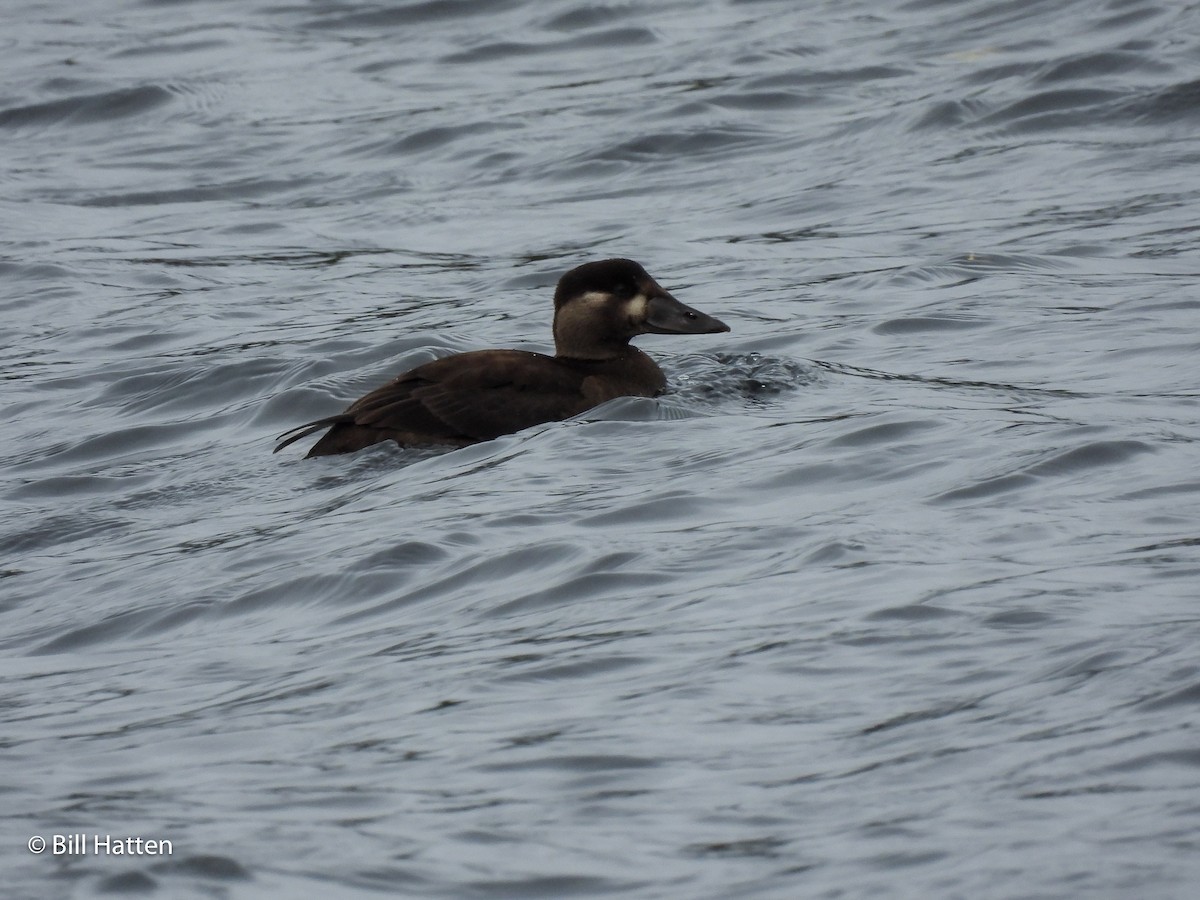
[275,350,592,456]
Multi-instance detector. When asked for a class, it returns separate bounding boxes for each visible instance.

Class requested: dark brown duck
[274,258,730,457]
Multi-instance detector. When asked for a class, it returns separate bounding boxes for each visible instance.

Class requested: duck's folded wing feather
[275,351,592,454]
[405,352,590,440]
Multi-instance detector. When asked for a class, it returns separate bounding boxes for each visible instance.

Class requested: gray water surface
[3,0,1200,897]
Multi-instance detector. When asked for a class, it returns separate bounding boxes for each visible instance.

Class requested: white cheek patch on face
[570,290,648,331]
[625,293,649,324]
[577,290,612,308]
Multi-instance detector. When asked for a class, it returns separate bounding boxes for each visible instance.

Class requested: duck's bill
[644,293,730,335]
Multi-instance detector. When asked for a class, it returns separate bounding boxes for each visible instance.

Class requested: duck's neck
[553,306,635,360]
[553,339,635,361]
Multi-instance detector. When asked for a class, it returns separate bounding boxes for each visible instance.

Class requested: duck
[274,258,729,457]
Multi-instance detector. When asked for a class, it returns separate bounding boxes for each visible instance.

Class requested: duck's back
[300,347,666,456]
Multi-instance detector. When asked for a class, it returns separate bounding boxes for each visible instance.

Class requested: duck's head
[552,258,729,359]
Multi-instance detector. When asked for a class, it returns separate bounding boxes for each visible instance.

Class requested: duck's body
[275,258,728,457]
[290,347,667,456]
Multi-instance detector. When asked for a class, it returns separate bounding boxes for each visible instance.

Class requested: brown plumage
[274,258,729,457]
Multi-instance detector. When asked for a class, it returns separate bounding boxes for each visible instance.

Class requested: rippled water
[4,0,1200,897]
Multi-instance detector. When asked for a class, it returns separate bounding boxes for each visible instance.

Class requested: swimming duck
[274,258,729,457]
